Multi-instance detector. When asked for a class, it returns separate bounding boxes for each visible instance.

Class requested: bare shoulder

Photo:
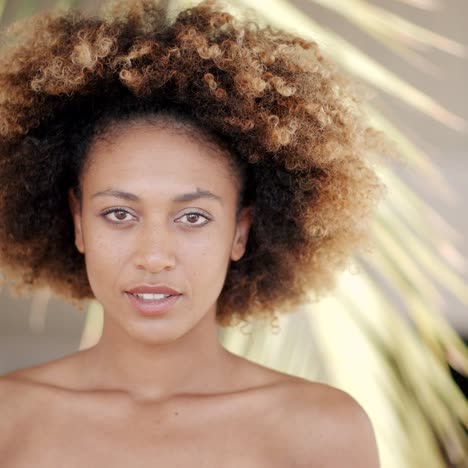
[0,368,38,412]
[0,364,52,414]
[0,369,44,453]
[268,379,381,468]
[0,355,80,432]
[0,356,84,461]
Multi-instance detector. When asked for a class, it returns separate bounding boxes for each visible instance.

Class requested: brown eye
[178,211,211,227]
[114,210,127,220]
[101,208,135,224]
[186,213,199,223]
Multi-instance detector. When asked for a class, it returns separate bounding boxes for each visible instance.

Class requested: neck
[81,305,237,403]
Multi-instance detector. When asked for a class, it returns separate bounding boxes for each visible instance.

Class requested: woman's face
[68,121,253,344]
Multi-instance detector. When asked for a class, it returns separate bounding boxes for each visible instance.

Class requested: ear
[68,188,85,254]
[230,205,254,262]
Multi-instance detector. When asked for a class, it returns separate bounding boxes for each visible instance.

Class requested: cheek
[82,228,129,292]
[182,230,232,286]
[179,234,211,271]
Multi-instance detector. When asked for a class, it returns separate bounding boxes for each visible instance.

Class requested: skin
[67,119,257,402]
[0,121,381,467]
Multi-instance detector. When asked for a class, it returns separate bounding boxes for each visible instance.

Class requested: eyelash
[100,208,211,227]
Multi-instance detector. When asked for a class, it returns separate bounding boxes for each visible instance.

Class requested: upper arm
[324,392,381,468]
[283,383,381,468]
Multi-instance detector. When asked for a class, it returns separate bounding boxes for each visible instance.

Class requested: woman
[0,0,385,465]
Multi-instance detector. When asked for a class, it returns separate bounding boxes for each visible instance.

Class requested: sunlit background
[0,1,466,467]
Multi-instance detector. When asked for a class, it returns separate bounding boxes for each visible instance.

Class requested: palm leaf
[214,1,468,466]
[307,0,465,58]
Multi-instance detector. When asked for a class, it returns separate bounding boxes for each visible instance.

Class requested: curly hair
[0,0,389,327]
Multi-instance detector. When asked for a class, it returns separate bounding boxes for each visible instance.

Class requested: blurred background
[0,1,466,467]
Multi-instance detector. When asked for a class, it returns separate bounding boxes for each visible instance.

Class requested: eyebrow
[91,187,223,205]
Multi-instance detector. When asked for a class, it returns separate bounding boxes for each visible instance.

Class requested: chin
[124,319,188,345]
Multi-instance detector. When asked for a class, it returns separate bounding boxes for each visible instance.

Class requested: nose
[133,221,176,273]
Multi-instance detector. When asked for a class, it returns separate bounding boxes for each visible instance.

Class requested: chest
[6,395,279,468]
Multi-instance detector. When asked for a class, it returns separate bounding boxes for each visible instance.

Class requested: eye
[177,211,211,227]
[101,208,136,224]
[100,208,211,227]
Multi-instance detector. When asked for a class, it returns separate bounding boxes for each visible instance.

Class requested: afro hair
[0,0,389,327]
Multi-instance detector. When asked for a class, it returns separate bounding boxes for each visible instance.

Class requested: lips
[125,291,181,316]
[124,284,182,316]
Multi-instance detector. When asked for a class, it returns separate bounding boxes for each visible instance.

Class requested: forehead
[82,123,239,197]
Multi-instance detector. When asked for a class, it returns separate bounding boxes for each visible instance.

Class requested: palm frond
[394,0,441,9]
[214,0,468,466]
[307,0,465,57]
[232,0,466,130]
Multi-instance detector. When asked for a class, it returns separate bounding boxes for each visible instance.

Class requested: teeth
[132,293,171,300]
